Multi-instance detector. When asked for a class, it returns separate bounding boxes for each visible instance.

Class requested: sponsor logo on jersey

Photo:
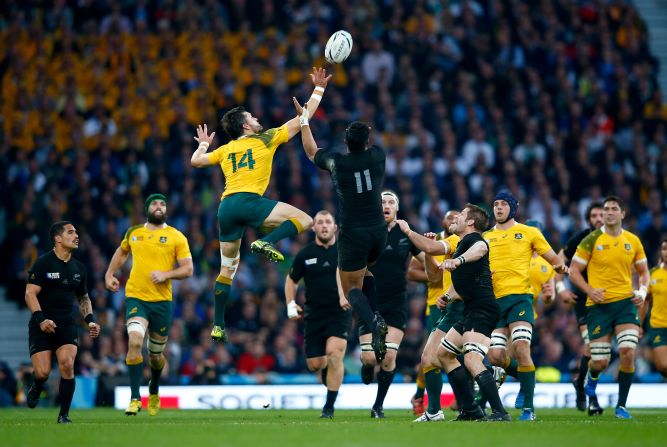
[47,272,60,279]
[541,265,548,273]
[596,245,603,251]
[323,261,331,267]
[514,233,523,239]
[132,236,137,242]
[305,258,317,265]
[159,236,168,243]
[624,243,631,251]
[399,238,409,245]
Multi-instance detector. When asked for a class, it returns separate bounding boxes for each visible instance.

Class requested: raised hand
[194,124,216,146]
[310,67,332,89]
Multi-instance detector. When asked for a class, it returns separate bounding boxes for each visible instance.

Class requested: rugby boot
[588,396,604,416]
[371,313,388,362]
[320,407,334,419]
[361,364,375,385]
[26,384,40,409]
[148,393,160,416]
[250,240,285,262]
[211,325,228,343]
[615,406,632,419]
[370,406,385,418]
[482,411,512,422]
[413,410,445,422]
[410,395,425,416]
[125,398,142,416]
[518,409,536,421]
[57,414,73,424]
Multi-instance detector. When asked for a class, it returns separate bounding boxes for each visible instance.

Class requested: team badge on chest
[159,236,168,243]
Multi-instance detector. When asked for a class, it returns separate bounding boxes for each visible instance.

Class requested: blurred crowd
[1,0,667,404]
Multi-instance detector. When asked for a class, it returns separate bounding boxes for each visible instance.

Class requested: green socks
[618,369,634,407]
[425,368,443,414]
[517,366,536,410]
[262,219,301,244]
[214,278,231,327]
[127,361,143,400]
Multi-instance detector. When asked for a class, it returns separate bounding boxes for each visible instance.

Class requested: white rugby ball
[325,30,353,64]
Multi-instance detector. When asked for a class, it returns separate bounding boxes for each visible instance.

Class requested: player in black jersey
[356,191,423,418]
[24,221,100,423]
[285,210,352,419]
[293,98,388,364]
[556,202,603,411]
[397,205,510,422]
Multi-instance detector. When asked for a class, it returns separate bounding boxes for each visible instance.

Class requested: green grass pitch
[2,408,666,447]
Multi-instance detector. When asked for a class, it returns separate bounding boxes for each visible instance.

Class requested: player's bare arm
[150,257,194,284]
[25,283,56,334]
[569,260,605,303]
[77,293,100,338]
[104,245,130,292]
[631,260,650,307]
[190,124,217,168]
[541,249,569,275]
[293,99,319,161]
[395,219,450,255]
[336,268,351,311]
[442,241,488,271]
[285,67,332,139]
[437,285,461,309]
[284,275,303,320]
[407,256,429,283]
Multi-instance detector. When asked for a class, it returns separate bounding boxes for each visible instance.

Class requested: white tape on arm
[287,301,299,318]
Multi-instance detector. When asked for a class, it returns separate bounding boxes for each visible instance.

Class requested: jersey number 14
[228,149,256,173]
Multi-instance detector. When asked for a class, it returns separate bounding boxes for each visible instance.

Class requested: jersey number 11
[354,169,372,193]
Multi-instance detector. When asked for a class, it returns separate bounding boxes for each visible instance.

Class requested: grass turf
[1,408,666,447]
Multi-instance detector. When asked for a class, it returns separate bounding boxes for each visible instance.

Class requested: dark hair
[345,121,370,152]
[221,106,247,139]
[585,202,604,220]
[603,195,625,211]
[464,204,490,232]
[50,221,73,244]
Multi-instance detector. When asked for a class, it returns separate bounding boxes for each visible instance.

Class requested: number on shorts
[354,169,372,193]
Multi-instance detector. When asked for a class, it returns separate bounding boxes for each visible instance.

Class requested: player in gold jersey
[484,192,568,421]
[526,220,556,318]
[570,196,649,419]
[407,210,459,416]
[190,67,331,342]
[105,194,193,416]
[641,239,667,378]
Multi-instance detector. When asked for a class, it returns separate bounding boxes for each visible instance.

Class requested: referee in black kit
[24,221,100,423]
[285,210,351,419]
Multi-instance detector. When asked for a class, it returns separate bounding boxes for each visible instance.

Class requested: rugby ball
[325,30,353,64]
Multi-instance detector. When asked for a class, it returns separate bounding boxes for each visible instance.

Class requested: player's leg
[462,331,510,421]
[508,320,536,419]
[651,327,667,377]
[585,303,613,416]
[414,328,446,421]
[27,350,52,408]
[358,332,377,385]
[125,306,149,415]
[573,323,591,411]
[54,343,77,423]
[614,320,640,419]
[412,305,440,415]
[212,238,242,342]
[27,323,53,409]
[146,328,168,416]
[439,326,484,420]
[321,336,347,417]
[252,201,312,261]
[342,268,386,361]
[372,326,403,417]
[573,297,590,410]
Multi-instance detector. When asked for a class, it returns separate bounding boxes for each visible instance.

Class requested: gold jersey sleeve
[484,223,553,299]
[120,225,192,302]
[207,125,289,199]
[425,234,460,315]
[649,266,667,328]
[529,256,556,300]
[573,228,647,306]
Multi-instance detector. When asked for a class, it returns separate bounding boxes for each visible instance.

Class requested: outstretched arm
[286,67,332,139]
[442,241,488,271]
[191,124,217,167]
[293,98,319,161]
[395,220,450,255]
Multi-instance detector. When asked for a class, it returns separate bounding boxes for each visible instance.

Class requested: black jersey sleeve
[563,230,588,262]
[314,150,337,172]
[27,257,47,287]
[288,249,306,282]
